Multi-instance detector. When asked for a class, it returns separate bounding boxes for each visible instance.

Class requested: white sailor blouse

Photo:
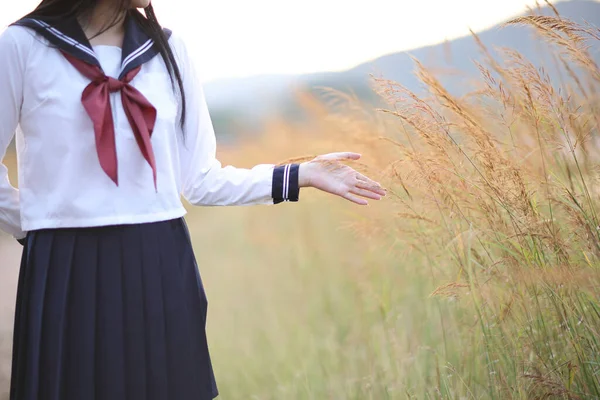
[0,15,300,241]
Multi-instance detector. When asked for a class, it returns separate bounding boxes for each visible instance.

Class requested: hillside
[318,0,600,99]
[204,0,600,135]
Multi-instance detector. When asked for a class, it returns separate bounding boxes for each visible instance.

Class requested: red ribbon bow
[61,51,158,189]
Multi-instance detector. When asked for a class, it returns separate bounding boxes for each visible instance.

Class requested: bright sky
[0,0,578,83]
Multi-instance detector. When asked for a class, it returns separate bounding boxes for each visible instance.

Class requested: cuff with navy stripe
[272,164,300,204]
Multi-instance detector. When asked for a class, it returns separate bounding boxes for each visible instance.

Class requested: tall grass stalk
[358,11,600,399]
[3,7,599,400]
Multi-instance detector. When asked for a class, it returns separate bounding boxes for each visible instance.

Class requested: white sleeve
[0,27,26,240]
[170,34,299,206]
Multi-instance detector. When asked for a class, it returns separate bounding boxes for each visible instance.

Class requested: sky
[0,0,580,83]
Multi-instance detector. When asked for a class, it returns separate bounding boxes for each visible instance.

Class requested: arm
[173,35,298,206]
[0,27,26,240]
[172,34,386,207]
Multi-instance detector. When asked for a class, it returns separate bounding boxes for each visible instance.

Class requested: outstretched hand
[298,152,386,205]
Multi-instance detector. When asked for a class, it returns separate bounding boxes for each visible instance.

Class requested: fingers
[356,180,387,197]
[317,152,362,161]
[350,187,383,200]
[342,192,369,205]
[342,152,361,160]
[356,174,387,196]
[356,173,379,186]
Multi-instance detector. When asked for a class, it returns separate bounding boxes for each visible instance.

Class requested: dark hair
[23,0,186,127]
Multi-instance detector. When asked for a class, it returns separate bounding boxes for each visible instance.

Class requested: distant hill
[204,0,600,136]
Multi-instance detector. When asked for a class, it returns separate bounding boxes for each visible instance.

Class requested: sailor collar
[12,12,170,188]
[13,12,172,80]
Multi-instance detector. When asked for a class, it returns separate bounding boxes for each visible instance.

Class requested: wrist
[298,162,313,188]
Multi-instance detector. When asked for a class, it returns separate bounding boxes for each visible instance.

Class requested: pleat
[140,223,169,400]
[64,231,99,400]
[22,232,55,400]
[10,233,37,400]
[39,231,76,400]
[176,220,216,396]
[156,220,201,399]
[10,219,219,400]
[95,228,126,400]
[120,225,148,400]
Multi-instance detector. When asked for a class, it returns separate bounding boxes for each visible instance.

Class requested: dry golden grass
[1,8,600,399]
[200,11,600,398]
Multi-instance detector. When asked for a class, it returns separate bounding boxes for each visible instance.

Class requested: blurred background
[2,0,600,398]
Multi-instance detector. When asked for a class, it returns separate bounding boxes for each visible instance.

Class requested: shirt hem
[21,208,188,232]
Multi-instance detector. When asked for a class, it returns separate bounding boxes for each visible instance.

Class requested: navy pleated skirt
[10,218,219,400]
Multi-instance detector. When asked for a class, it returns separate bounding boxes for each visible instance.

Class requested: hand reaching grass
[299,152,386,205]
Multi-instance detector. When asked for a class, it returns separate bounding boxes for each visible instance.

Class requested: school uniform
[0,11,299,400]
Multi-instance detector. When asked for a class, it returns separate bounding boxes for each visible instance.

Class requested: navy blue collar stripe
[14,18,100,67]
[12,13,171,79]
[121,38,154,72]
[32,19,97,59]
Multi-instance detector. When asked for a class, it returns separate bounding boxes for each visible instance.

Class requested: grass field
[1,11,600,400]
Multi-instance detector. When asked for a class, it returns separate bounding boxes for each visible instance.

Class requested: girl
[0,0,386,398]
